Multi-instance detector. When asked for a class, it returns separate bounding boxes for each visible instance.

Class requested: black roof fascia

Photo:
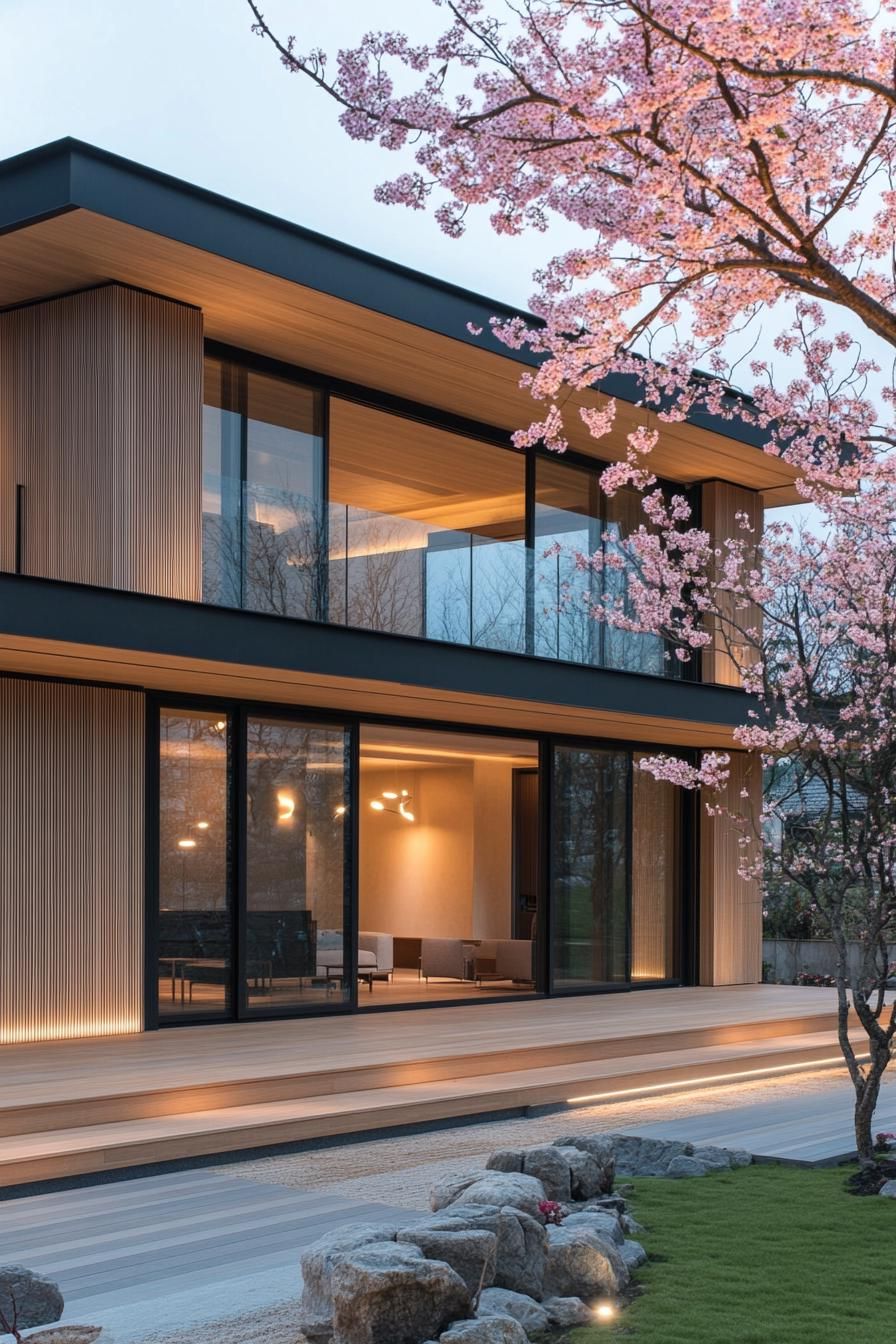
[0,137,767,452]
[0,572,750,730]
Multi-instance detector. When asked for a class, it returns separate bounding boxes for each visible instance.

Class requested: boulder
[619,1239,648,1271]
[520,1147,572,1202]
[563,1210,624,1245]
[695,1145,752,1169]
[485,1150,523,1174]
[331,1242,470,1344]
[440,1318,528,1343]
[0,1265,64,1332]
[410,1205,547,1298]
[397,1228,498,1295]
[879,1179,896,1198]
[476,1287,549,1334]
[621,1213,646,1236]
[551,1135,615,1193]
[666,1155,711,1179]
[299,1223,399,1334]
[554,1145,611,1201]
[433,1171,547,1220]
[543,1224,629,1299]
[606,1135,694,1177]
[542,1296,594,1328]
[432,1173,489,1211]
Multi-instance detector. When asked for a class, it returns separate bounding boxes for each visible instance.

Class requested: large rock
[666,1155,711,1179]
[298,1224,399,1334]
[431,1173,486,1210]
[20,1331,101,1344]
[410,1205,547,1298]
[476,1287,549,1334]
[543,1296,594,1328]
[606,1135,694,1177]
[695,1144,752,1169]
[554,1145,612,1201]
[543,1224,629,1299]
[619,1239,648,1271]
[397,1228,497,1295]
[439,1318,528,1343]
[563,1210,624,1245]
[331,1242,470,1344]
[552,1135,615,1193]
[433,1171,547,1220]
[519,1148,571,1202]
[879,1179,896,1198]
[0,1266,64,1332]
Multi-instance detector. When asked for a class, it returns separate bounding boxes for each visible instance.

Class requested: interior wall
[471,760,514,939]
[0,676,145,1043]
[359,765,474,937]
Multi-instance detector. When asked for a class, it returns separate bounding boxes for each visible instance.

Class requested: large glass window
[157,710,232,1020]
[245,716,351,1013]
[203,358,325,619]
[551,746,629,989]
[328,399,527,651]
[534,457,668,675]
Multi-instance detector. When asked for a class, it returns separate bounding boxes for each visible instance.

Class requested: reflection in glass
[158,710,231,1020]
[245,716,350,1013]
[202,359,325,620]
[328,399,527,651]
[631,755,682,980]
[551,746,629,989]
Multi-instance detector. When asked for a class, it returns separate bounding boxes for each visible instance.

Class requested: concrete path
[0,1168,412,1342]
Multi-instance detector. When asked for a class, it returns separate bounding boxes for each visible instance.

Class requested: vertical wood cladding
[700,481,763,687]
[699,750,763,986]
[0,677,145,1044]
[0,283,202,598]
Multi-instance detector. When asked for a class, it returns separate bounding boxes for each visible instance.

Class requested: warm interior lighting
[194,820,210,831]
[334,804,347,817]
[214,719,226,731]
[177,838,197,850]
[566,1053,855,1106]
[370,789,416,821]
[277,790,296,822]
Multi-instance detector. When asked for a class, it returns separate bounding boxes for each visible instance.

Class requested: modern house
[0,138,799,1049]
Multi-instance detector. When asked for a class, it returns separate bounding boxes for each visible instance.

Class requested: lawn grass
[570,1165,892,1344]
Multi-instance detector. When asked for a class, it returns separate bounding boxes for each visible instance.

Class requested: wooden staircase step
[0,1030,857,1188]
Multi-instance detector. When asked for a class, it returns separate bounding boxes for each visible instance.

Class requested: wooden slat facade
[699,749,763,986]
[0,283,202,598]
[700,480,764,687]
[0,677,145,1044]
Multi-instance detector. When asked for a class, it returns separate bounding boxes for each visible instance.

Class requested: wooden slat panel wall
[0,677,144,1043]
[0,283,202,598]
[700,481,763,687]
[699,750,763,986]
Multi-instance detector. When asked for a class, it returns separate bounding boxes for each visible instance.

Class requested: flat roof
[0,137,798,499]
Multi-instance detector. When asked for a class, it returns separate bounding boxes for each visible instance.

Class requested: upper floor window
[201,352,682,679]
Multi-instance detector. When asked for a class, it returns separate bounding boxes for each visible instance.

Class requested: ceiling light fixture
[276,790,296,822]
[369,789,415,821]
[177,838,197,850]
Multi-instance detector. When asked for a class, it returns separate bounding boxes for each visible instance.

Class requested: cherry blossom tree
[248,0,896,1164]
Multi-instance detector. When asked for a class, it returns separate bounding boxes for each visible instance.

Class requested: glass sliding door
[157,710,232,1020]
[551,746,629,989]
[631,755,682,981]
[244,716,352,1014]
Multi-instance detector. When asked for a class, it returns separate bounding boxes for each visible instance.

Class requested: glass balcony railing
[200,480,673,677]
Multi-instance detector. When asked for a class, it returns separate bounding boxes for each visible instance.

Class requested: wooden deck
[0,986,852,1188]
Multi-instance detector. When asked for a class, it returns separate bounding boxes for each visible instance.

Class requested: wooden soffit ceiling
[0,207,799,500]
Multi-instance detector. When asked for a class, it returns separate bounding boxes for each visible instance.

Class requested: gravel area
[207,1065,855,1209]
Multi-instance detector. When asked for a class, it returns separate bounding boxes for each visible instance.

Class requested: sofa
[315,929,394,984]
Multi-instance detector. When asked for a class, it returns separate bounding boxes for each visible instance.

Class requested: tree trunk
[854,1070,881,1165]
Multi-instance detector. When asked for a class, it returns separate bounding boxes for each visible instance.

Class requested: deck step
[0,1030,856,1188]
[0,1009,838,1139]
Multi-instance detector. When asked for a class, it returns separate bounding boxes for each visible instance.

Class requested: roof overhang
[0,138,800,501]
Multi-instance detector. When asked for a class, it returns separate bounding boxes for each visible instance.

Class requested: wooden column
[700,480,763,687]
[699,749,763,986]
[0,677,145,1043]
[0,283,202,598]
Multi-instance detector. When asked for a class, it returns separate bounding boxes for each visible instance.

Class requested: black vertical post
[234,707,248,1020]
[143,699,161,1030]
[347,721,360,1010]
[538,738,553,996]
[14,484,25,575]
[524,448,535,656]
